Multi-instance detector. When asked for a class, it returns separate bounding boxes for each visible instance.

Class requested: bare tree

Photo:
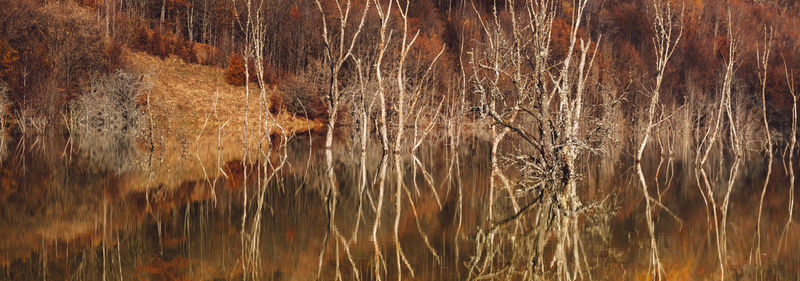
[466,0,609,279]
[70,71,150,172]
[718,14,742,281]
[311,1,371,279]
[752,26,773,268]
[778,53,797,254]
[314,0,370,151]
[105,0,114,38]
[695,11,739,281]
[187,0,195,42]
[391,0,445,153]
[231,0,293,279]
[636,0,682,278]
[231,0,255,263]
[373,0,392,153]
[375,1,447,279]
[201,0,209,43]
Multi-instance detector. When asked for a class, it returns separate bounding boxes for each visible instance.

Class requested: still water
[0,133,798,280]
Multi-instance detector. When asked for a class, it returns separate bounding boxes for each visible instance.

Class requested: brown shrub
[132,26,171,60]
[132,25,214,66]
[224,54,246,86]
[175,36,197,64]
[150,29,170,60]
[224,53,284,87]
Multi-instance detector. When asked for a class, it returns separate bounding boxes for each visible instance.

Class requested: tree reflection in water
[0,133,798,280]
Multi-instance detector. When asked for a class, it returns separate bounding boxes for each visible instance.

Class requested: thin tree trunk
[160,0,166,30]
[754,27,773,267]
[187,1,194,42]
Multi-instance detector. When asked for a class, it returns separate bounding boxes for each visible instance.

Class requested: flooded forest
[1,0,800,280]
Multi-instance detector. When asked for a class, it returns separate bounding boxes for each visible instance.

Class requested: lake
[0,132,798,280]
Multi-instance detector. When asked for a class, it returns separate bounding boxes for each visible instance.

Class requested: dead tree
[466,0,609,279]
[718,14,742,280]
[695,11,739,281]
[753,26,773,268]
[311,1,370,279]
[373,0,392,153]
[385,0,445,279]
[636,0,682,278]
[778,53,797,254]
[231,0,292,279]
[314,0,370,151]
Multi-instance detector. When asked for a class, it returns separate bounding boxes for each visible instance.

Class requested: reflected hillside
[0,132,798,280]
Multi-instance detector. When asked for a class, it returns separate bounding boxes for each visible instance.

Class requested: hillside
[127,49,323,144]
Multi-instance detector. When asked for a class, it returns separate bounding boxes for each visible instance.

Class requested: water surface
[0,133,798,280]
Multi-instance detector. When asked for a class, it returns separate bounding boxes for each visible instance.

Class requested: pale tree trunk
[370,3,392,274]
[779,53,798,254]
[466,0,602,279]
[175,10,180,36]
[233,0,292,278]
[312,0,370,278]
[486,4,502,222]
[695,12,738,281]
[105,0,112,38]
[373,0,392,153]
[355,59,370,154]
[388,1,445,278]
[372,155,388,280]
[393,0,416,153]
[202,0,209,43]
[753,26,773,268]
[718,14,740,279]
[187,0,195,42]
[160,0,166,30]
[314,0,370,151]
[231,0,254,276]
[393,1,415,278]
[350,57,372,258]
[636,1,682,278]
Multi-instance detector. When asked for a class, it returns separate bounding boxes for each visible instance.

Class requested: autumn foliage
[0,41,18,81]
[131,25,200,65]
[223,53,281,87]
[0,0,122,121]
[224,54,246,86]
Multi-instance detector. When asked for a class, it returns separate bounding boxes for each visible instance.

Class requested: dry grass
[126,49,322,140]
[121,50,323,192]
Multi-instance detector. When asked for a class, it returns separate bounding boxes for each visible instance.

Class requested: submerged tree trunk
[314,0,369,153]
[754,26,773,268]
[636,1,682,278]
